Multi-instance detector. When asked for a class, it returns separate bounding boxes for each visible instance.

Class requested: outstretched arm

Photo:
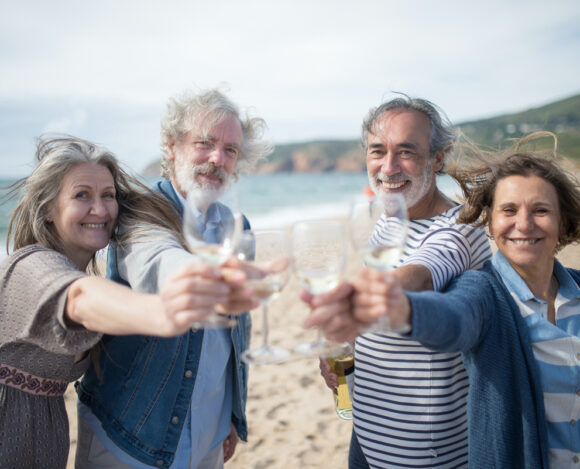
[66,262,236,337]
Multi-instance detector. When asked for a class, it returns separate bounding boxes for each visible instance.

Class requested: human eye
[194,140,212,149]
[103,190,116,200]
[75,191,89,200]
[226,146,239,157]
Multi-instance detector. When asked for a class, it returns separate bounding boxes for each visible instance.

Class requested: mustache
[193,163,228,183]
[375,173,407,183]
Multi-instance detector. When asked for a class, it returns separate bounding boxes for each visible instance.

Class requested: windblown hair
[160,88,273,180]
[361,93,458,174]
[5,136,184,272]
[449,131,580,251]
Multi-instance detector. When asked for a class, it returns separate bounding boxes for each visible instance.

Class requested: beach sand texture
[65,239,580,469]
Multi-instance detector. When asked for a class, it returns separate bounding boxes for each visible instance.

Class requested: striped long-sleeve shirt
[354,204,491,468]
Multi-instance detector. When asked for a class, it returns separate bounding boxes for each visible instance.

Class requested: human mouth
[510,238,539,245]
[83,223,106,229]
[380,180,406,190]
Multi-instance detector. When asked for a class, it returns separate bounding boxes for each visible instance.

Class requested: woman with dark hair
[0,136,245,468]
[312,133,580,468]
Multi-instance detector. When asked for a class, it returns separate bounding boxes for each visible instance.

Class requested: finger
[299,289,314,305]
[303,301,349,329]
[170,262,222,280]
[220,267,247,284]
[311,282,352,307]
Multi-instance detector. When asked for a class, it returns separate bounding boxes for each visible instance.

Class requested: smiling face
[366,109,444,218]
[49,162,118,269]
[168,113,243,198]
[489,174,560,278]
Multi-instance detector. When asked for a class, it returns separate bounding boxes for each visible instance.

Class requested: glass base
[294,339,351,358]
[241,346,290,365]
[336,407,353,420]
[191,313,237,330]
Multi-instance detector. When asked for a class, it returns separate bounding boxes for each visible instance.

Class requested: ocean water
[0,173,460,258]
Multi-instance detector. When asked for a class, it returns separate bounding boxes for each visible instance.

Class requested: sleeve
[117,228,199,294]
[402,223,492,291]
[408,270,493,352]
[0,247,102,354]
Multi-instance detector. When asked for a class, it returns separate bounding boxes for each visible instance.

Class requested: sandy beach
[64,238,580,469]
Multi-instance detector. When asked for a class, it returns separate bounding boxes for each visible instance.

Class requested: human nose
[208,146,226,167]
[89,197,108,216]
[379,153,399,175]
[515,209,533,232]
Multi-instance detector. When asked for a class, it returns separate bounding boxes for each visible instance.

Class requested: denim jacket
[76,179,251,468]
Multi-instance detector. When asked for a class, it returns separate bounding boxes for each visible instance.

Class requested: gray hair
[361,93,458,174]
[160,88,273,181]
[6,136,124,267]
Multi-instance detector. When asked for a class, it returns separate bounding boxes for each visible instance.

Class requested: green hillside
[459,93,580,158]
[260,93,580,172]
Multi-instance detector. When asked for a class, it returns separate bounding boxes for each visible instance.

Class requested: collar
[172,181,223,226]
[492,250,580,302]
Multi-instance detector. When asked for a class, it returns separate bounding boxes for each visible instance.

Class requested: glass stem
[261,303,270,349]
[315,327,325,345]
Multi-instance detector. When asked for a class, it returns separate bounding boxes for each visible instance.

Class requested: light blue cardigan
[406,260,578,468]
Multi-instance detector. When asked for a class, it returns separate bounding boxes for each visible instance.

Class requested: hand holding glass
[349,192,410,333]
[182,187,242,329]
[292,220,351,358]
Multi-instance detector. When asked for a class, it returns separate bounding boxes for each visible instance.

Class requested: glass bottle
[327,347,354,420]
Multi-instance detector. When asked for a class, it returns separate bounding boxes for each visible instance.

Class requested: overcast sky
[1,0,579,177]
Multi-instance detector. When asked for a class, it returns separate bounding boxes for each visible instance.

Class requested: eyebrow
[195,134,240,149]
[368,141,419,150]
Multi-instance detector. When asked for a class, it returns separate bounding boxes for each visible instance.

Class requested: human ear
[433,150,445,172]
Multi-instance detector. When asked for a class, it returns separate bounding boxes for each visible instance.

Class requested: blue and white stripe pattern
[493,253,580,467]
[354,205,492,468]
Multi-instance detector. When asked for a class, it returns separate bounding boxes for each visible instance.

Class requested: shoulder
[567,268,580,285]
[2,246,84,288]
[410,205,488,245]
[3,245,78,272]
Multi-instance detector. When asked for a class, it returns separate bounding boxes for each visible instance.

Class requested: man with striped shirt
[312,95,492,468]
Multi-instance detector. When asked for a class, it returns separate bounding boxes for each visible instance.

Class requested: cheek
[224,157,238,173]
[110,202,119,222]
[366,160,380,175]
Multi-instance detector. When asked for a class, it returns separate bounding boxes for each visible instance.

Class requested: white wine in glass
[237,230,291,365]
[182,187,243,329]
[292,220,351,358]
[349,191,410,332]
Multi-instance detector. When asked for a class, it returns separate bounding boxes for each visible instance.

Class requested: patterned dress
[0,245,101,468]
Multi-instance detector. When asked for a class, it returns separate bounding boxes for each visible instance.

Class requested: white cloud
[1,0,579,176]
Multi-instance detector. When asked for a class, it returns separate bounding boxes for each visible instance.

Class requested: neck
[408,187,455,220]
[515,259,557,302]
[169,175,187,199]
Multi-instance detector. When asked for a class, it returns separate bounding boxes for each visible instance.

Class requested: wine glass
[349,191,410,332]
[291,220,351,358]
[182,187,243,329]
[236,230,291,365]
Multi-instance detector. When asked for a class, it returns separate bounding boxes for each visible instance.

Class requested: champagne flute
[236,230,291,365]
[292,220,351,358]
[182,187,242,329]
[349,191,410,332]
